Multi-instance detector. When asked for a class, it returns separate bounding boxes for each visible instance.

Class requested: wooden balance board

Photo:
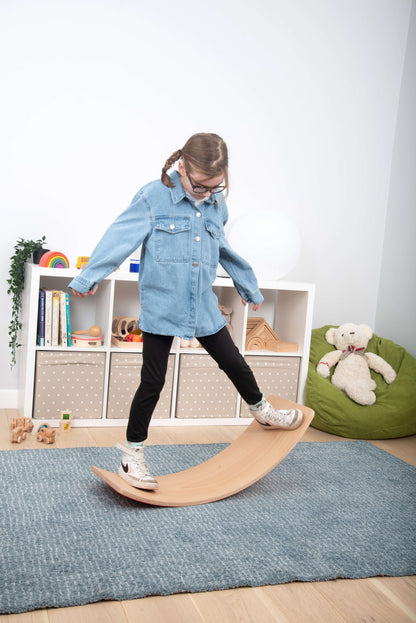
[91,395,314,507]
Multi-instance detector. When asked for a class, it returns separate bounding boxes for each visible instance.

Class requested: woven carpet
[0,441,415,614]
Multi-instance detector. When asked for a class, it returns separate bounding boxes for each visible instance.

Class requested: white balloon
[225,210,301,280]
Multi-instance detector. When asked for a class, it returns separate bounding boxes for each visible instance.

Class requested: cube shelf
[19,265,314,427]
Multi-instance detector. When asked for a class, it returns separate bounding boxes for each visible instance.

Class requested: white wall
[375,1,416,357]
[0,0,413,404]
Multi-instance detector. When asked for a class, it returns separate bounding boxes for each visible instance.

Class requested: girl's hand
[241,298,262,312]
[72,285,98,298]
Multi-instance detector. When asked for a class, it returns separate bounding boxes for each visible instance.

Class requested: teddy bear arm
[364,353,396,383]
[317,350,342,377]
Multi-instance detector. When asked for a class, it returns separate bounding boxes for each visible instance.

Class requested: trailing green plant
[7,236,46,368]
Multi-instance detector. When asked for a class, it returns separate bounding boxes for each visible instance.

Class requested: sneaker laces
[259,402,297,426]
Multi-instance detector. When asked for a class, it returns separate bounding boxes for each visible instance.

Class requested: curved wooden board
[91,395,314,507]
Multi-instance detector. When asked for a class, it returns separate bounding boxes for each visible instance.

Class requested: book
[39,289,72,347]
[51,290,60,347]
[44,290,52,346]
[65,293,72,347]
[37,290,45,346]
[59,291,67,346]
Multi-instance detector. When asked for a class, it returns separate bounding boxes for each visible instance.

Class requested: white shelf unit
[19,265,315,427]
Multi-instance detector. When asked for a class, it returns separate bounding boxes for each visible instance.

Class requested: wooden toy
[38,251,69,268]
[72,325,103,347]
[10,426,26,444]
[11,417,33,434]
[71,334,103,347]
[10,417,33,443]
[73,325,102,337]
[112,316,138,337]
[36,423,56,444]
[111,317,142,348]
[60,411,72,432]
[245,317,298,352]
[91,395,314,507]
[180,338,201,348]
[219,304,234,340]
[76,256,90,269]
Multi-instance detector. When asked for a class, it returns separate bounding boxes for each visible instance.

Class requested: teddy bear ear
[359,324,373,340]
[325,328,337,345]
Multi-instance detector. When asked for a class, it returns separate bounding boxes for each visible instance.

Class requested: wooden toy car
[36,423,56,444]
[10,426,26,444]
[11,417,33,434]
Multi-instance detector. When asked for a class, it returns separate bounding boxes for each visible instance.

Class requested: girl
[69,133,302,490]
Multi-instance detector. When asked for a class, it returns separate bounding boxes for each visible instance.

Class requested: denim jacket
[68,171,264,340]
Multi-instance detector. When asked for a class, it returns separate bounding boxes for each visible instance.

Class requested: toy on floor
[60,410,72,432]
[10,418,33,443]
[316,323,396,405]
[11,417,33,433]
[36,423,56,444]
[10,426,25,443]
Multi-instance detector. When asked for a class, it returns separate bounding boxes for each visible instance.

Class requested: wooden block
[245,317,298,352]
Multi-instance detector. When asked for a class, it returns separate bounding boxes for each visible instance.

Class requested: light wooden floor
[1,408,415,623]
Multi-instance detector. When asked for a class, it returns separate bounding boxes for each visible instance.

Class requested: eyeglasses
[187,173,226,195]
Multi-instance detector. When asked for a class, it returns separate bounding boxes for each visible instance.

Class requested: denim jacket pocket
[154,216,191,263]
[202,219,220,268]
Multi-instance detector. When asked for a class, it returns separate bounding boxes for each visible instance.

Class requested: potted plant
[7,236,46,368]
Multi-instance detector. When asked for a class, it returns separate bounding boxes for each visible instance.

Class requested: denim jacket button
[170,224,175,230]
[195,236,200,242]
[196,212,201,217]
[193,262,198,267]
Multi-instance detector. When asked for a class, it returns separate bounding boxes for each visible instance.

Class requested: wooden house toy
[245,317,298,352]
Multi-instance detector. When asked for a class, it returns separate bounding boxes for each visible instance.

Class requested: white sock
[249,398,265,411]
[126,440,144,450]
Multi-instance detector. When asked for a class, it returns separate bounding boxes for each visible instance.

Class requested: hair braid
[161,134,229,195]
[161,150,182,187]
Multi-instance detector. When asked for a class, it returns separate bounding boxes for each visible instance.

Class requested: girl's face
[178,160,225,200]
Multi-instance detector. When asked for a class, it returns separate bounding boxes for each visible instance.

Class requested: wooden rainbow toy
[39,251,70,268]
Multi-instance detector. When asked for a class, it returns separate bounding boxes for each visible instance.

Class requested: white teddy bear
[316,323,396,405]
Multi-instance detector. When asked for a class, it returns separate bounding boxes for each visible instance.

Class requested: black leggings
[126,326,262,442]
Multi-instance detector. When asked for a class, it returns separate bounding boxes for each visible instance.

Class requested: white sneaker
[249,400,303,430]
[116,443,159,490]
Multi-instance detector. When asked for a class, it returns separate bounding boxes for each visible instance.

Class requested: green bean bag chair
[305,326,416,439]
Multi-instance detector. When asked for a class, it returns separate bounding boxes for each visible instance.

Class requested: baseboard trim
[0,390,18,409]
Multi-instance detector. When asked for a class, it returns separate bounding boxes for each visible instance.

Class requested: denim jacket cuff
[238,288,264,306]
[68,275,97,294]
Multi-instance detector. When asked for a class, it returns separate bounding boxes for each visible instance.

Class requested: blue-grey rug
[0,441,415,614]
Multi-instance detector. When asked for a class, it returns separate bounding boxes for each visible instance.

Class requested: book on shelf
[38,289,72,348]
[44,290,52,346]
[37,290,45,346]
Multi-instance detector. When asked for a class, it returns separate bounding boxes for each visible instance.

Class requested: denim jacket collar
[169,170,216,206]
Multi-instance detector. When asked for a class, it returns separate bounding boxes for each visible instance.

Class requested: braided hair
[161,133,228,192]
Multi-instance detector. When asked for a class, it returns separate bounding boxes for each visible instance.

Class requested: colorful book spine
[44,290,52,347]
[51,290,60,347]
[37,290,46,346]
[59,291,67,346]
[65,293,72,347]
